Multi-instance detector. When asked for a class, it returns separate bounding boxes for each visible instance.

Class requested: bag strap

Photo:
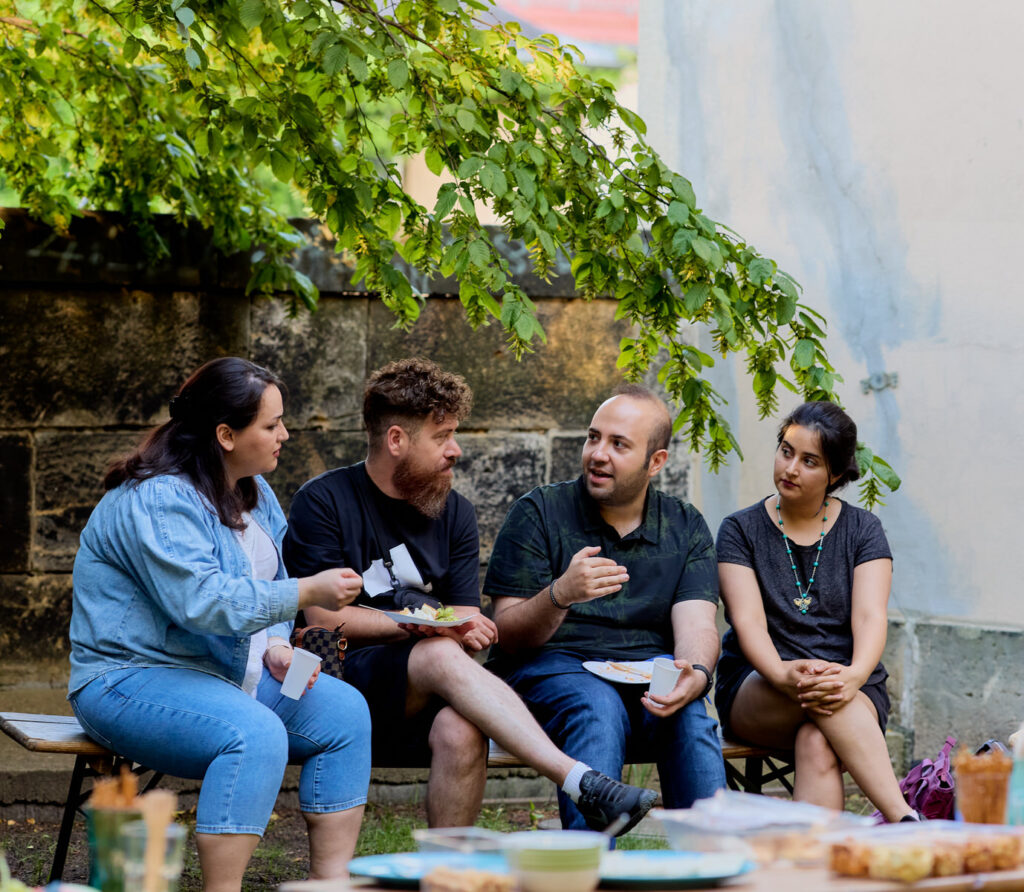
[353,465,403,589]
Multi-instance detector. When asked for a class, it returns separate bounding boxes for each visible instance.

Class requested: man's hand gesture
[552,545,629,606]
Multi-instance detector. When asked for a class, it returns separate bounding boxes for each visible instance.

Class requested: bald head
[605,384,672,463]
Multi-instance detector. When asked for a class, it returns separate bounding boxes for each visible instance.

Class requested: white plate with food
[582,660,655,684]
[361,604,473,628]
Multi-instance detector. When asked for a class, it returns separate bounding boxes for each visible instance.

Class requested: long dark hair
[778,401,860,494]
[105,358,284,529]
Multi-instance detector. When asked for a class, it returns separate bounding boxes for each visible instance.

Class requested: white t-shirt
[236,512,281,696]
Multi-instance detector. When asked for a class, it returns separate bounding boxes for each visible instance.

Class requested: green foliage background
[0,0,898,503]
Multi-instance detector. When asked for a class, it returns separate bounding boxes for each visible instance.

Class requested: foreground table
[280,864,1024,892]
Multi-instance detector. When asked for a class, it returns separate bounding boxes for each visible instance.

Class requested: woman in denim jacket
[69,358,371,891]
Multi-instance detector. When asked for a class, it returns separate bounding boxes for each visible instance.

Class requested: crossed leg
[405,636,578,823]
[729,671,913,822]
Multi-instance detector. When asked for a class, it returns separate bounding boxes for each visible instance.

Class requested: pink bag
[873,735,957,822]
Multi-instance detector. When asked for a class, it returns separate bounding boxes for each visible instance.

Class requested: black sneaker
[576,770,658,836]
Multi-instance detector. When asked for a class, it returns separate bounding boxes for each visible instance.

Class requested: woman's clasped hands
[785,660,866,716]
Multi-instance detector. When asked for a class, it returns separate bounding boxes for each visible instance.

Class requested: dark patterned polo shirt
[485,476,718,673]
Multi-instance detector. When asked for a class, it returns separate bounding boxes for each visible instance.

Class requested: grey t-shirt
[715,496,892,697]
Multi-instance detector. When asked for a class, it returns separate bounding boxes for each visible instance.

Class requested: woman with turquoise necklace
[714,401,916,822]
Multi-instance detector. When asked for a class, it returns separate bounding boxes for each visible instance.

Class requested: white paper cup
[649,657,682,697]
[280,647,322,699]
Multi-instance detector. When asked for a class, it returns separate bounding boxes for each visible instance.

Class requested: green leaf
[793,338,816,370]
[457,156,484,178]
[776,292,797,325]
[323,44,348,75]
[123,36,142,62]
[468,239,489,268]
[667,201,689,226]
[387,58,409,89]
[348,55,369,82]
[435,184,457,218]
[870,456,901,491]
[456,108,477,132]
[425,147,445,176]
[239,0,265,29]
[684,283,709,313]
[184,46,201,69]
[671,175,696,209]
[175,7,195,27]
[270,150,294,182]
[691,237,713,263]
[748,257,774,286]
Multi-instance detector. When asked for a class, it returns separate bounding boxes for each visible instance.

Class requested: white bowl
[502,830,606,892]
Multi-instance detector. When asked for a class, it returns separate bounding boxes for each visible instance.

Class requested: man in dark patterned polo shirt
[486,384,727,830]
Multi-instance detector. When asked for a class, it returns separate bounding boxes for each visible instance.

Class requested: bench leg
[743,756,764,794]
[50,754,88,883]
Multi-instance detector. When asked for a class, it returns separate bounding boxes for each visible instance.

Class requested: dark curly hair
[778,400,861,494]
[363,358,472,450]
[104,357,284,529]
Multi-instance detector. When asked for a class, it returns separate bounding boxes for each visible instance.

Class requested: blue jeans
[503,651,727,830]
[71,666,371,835]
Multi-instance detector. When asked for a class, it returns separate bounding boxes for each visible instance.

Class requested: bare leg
[792,722,845,810]
[196,832,260,892]
[730,673,913,821]
[406,637,576,784]
[728,671,805,749]
[811,693,914,822]
[305,806,365,879]
[425,705,489,826]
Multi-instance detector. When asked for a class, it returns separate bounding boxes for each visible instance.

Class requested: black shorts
[714,652,890,741]
[343,639,445,767]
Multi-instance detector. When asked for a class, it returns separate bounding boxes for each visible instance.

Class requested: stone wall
[0,208,681,808]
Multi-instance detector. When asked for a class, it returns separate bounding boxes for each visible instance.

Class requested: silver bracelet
[549,578,570,609]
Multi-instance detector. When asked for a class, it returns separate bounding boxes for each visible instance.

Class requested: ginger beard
[393,452,455,518]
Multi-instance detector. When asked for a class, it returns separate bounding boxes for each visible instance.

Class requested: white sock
[561,761,592,803]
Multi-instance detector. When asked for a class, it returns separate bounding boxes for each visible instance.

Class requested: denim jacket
[69,473,300,696]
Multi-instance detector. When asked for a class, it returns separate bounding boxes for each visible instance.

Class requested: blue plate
[348,852,508,888]
[598,851,756,889]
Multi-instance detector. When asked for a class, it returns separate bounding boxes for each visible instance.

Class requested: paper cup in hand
[649,657,682,698]
[280,647,321,699]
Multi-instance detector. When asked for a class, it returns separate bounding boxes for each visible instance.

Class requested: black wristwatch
[691,663,714,699]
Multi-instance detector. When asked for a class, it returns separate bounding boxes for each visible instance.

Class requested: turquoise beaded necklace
[775,496,829,614]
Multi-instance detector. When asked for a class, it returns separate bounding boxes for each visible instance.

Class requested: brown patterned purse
[289,623,347,679]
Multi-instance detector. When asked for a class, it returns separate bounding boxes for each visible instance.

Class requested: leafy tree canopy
[0,0,898,504]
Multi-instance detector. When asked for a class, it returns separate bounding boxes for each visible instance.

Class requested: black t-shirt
[485,477,718,671]
[282,462,480,608]
[716,497,892,683]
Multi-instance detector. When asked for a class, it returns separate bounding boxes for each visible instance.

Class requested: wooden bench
[1,711,794,883]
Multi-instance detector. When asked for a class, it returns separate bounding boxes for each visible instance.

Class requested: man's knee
[428,707,488,766]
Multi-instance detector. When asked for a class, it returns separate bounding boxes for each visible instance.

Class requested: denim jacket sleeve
[125,477,300,637]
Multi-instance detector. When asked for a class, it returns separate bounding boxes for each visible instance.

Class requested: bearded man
[486,384,727,831]
[284,359,658,832]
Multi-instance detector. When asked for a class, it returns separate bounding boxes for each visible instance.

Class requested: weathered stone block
[882,617,908,727]
[911,621,1024,759]
[454,434,547,560]
[0,289,248,427]
[367,298,632,429]
[0,575,72,660]
[269,430,368,515]
[0,435,32,572]
[34,432,140,572]
[551,433,586,484]
[251,296,368,429]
